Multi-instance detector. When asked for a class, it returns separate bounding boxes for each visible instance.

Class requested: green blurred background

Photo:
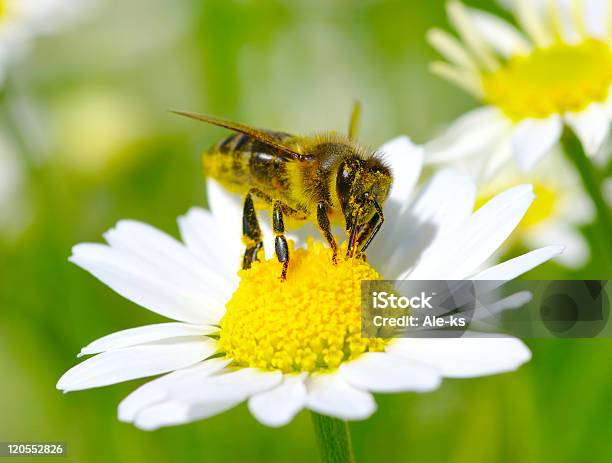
[1,0,611,462]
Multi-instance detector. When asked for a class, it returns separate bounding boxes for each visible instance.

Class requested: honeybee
[174,103,393,280]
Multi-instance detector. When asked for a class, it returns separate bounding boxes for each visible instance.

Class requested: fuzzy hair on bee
[173,103,393,280]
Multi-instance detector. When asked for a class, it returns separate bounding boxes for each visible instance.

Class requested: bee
[173,103,393,280]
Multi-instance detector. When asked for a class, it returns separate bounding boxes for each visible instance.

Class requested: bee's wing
[171,110,313,161]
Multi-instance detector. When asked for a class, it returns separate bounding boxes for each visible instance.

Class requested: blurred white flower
[474,153,593,268]
[426,0,612,178]
[57,137,562,430]
[0,0,97,83]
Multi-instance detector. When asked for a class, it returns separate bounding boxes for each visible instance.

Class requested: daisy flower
[57,137,563,430]
[475,152,593,268]
[426,0,612,174]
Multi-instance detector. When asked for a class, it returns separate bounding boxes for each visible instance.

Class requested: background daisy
[473,152,593,268]
[426,0,612,275]
[426,0,612,171]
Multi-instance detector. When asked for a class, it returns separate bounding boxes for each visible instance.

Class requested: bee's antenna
[348,101,362,140]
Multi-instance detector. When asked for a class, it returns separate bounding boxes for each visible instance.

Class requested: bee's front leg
[355,210,384,256]
[316,202,338,264]
[272,200,290,281]
[242,191,263,270]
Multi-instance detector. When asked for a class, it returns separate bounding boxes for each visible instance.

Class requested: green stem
[561,130,612,273]
[311,413,356,463]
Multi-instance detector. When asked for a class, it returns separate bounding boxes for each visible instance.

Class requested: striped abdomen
[203,131,298,200]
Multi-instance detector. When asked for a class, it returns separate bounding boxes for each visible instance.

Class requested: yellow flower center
[218,240,387,374]
[482,39,612,120]
[521,183,559,228]
[476,183,559,230]
[0,0,14,22]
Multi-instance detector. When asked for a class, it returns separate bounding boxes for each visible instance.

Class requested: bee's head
[336,156,392,248]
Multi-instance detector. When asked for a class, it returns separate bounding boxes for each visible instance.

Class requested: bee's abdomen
[203,131,295,197]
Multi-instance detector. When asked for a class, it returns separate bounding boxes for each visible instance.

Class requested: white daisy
[57,137,563,430]
[426,0,612,176]
[474,151,593,268]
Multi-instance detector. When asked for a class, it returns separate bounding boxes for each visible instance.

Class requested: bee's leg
[272,200,290,281]
[356,207,384,256]
[242,191,263,270]
[317,202,338,264]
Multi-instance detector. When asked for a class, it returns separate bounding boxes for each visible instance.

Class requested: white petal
[467,7,531,57]
[472,246,565,280]
[425,107,510,163]
[177,207,240,285]
[104,220,234,298]
[339,353,441,393]
[70,243,224,324]
[134,399,240,431]
[427,28,478,70]
[305,374,376,421]
[119,358,229,422]
[525,223,589,268]
[380,136,424,207]
[248,374,307,427]
[387,170,477,279]
[446,0,499,71]
[515,0,553,47]
[207,179,242,234]
[477,136,513,182]
[57,339,215,392]
[207,178,276,260]
[170,368,283,404]
[130,368,282,430]
[429,61,483,96]
[512,115,563,170]
[387,334,532,378]
[79,323,211,357]
[406,185,535,280]
[583,0,609,38]
[565,103,611,156]
[471,290,533,322]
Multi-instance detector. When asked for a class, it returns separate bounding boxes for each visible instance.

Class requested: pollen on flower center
[482,39,612,120]
[218,240,387,374]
